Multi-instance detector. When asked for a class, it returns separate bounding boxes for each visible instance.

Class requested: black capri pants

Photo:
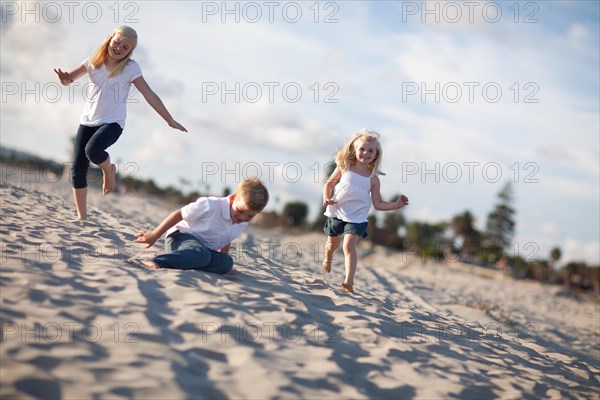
[71,123,123,189]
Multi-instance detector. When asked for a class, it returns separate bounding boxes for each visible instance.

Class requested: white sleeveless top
[324,170,372,223]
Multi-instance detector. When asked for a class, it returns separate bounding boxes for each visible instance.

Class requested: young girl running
[322,129,409,293]
[54,25,187,220]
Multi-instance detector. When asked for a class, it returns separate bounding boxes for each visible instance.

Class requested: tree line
[259,181,599,293]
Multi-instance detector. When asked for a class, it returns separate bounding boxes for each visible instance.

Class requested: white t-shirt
[324,170,372,223]
[79,58,143,129]
[166,196,249,251]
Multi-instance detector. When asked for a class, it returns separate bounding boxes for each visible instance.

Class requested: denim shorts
[323,217,368,239]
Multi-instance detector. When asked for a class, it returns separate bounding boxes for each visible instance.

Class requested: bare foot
[322,257,332,273]
[103,164,117,195]
[141,260,160,269]
[341,282,353,293]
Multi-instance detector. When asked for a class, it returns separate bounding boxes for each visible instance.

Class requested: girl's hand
[169,119,188,132]
[54,68,73,85]
[323,198,337,207]
[134,231,158,248]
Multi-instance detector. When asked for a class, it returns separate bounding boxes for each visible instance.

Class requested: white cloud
[568,23,592,44]
[134,130,190,167]
[537,222,562,237]
[538,175,599,201]
[1,18,67,81]
[408,206,448,224]
[563,239,600,266]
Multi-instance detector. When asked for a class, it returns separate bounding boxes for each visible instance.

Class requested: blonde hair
[334,129,385,175]
[89,26,138,78]
[235,178,269,212]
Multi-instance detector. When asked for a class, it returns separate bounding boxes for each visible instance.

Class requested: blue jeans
[152,232,233,274]
[323,217,368,239]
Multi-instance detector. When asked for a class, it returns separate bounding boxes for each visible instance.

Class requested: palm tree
[550,247,562,268]
[545,246,562,283]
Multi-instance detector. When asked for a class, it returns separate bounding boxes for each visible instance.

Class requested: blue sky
[1,1,599,266]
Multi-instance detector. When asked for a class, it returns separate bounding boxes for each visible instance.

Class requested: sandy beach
[1,173,598,399]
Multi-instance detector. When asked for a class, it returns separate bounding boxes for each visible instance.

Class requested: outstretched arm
[323,167,342,207]
[132,76,188,132]
[134,209,183,248]
[54,64,87,85]
[371,176,409,211]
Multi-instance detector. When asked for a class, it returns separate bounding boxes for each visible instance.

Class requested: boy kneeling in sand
[134,178,268,273]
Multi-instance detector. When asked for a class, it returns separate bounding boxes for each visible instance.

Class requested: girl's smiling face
[354,139,378,166]
[107,33,135,61]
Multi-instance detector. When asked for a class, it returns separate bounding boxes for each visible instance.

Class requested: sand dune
[1,176,598,399]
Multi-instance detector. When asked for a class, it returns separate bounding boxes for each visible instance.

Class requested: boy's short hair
[235,178,269,212]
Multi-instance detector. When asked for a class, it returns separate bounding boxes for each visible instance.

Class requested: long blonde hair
[334,129,385,175]
[89,26,138,77]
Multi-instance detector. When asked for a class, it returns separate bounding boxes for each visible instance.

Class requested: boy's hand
[398,195,409,208]
[218,243,231,254]
[134,231,159,248]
